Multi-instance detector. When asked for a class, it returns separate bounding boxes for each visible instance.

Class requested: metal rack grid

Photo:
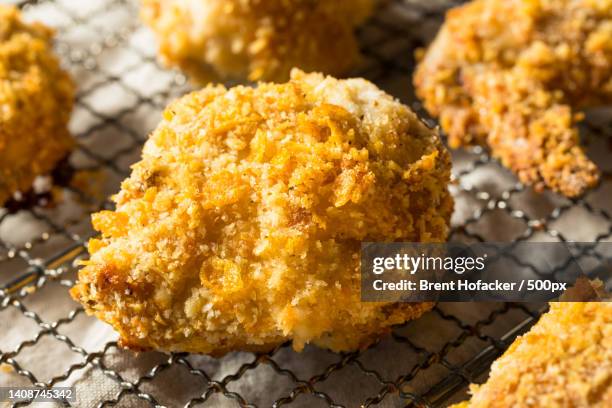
[0,0,610,407]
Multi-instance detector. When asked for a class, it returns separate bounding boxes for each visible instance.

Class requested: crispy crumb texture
[450,301,612,408]
[414,0,612,197]
[0,5,74,205]
[140,0,375,82]
[71,70,453,355]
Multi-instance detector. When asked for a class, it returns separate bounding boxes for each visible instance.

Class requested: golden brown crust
[451,301,612,408]
[414,0,612,197]
[71,70,453,355]
[140,0,375,82]
[0,5,74,205]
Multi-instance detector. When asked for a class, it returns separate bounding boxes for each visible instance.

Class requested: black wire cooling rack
[0,0,611,407]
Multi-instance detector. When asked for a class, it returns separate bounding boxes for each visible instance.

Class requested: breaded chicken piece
[71,70,453,355]
[414,0,612,197]
[450,301,612,408]
[0,5,74,206]
[140,0,375,83]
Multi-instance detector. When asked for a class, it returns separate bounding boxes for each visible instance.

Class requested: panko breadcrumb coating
[0,5,74,206]
[414,0,612,197]
[71,70,453,355]
[449,301,612,408]
[140,0,375,83]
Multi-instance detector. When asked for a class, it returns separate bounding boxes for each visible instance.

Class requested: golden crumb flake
[414,0,612,197]
[71,70,453,355]
[0,5,74,205]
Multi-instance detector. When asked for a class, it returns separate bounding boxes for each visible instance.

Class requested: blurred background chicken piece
[414,0,612,197]
[449,299,611,408]
[141,0,375,82]
[0,5,74,206]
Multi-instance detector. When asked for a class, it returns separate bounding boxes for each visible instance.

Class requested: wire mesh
[0,0,610,407]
